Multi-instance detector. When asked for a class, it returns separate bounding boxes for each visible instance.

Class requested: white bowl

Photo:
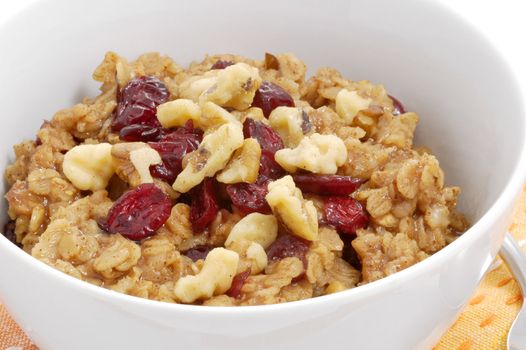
[0,0,525,349]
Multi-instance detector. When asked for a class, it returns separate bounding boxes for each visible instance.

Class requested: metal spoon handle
[501,233,526,294]
[500,233,526,350]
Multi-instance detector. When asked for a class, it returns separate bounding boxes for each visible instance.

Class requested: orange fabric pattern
[1,188,525,350]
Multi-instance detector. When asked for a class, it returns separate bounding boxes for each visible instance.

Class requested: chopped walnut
[335,89,372,124]
[275,133,347,174]
[62,143,116,191]
[174,248,239,303]
[200,62,262,110]
[216,138,261,184]
[156,99,202,129]
[268,107,310,147]
[225,213,278,249]
[173,123,244,193]
[111,142,162,187]
[266,175,318,241]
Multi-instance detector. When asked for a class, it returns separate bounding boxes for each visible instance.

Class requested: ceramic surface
[0,0,525,349]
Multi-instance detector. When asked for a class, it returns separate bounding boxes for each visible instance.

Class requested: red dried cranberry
[105,183,172,240]
[226,178,271,214]
[148,121,203,183]
[120,76,169,108]
[388,94,406,116]
[210,60,235,70]
[259,150,285,180]
[190,178,219,232]
[292,174,365,195]
[112,76,169,132]
[183,245,216,262]
[119,124,163,142]
[252,81,295,118]
[226,269,251,299]
[243,118,284,154]
[323,196,369,235]
[266,233,310,265]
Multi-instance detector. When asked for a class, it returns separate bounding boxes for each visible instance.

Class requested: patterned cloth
[1,189,525,350]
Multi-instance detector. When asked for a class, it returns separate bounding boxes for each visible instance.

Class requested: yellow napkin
[1,188,525,350]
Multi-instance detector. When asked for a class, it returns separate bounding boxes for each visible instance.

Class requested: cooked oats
[3,51,468,306]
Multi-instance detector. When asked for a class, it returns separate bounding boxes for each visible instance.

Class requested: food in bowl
[3,51,468,306]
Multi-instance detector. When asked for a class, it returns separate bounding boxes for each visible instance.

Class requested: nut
[265,175,318,241]
[274,133,347,174]
[335,89,372,124]
[111,142,161,186]
[268,107,307,147]
[174,247,239,303]
[200,63,262,110]
[63,143,115,191]
[129,147,162,184]
[179,71,219,102]
[245,242,268,274]
[200,102,242,131]
[156,99,201,128]
[216,138,261,184]
[225,213,278,249]
[173,123,244,193]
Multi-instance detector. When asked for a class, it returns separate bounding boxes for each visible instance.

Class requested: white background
[1,0,524,95]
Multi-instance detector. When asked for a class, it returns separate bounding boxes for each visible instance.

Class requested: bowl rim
[1,0,526,316]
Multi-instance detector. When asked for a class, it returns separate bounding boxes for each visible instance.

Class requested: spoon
[499,233,526,350]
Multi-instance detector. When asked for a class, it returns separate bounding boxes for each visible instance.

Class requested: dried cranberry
[210,60,235,70]
[105,183,172,240]
[112,76,169,132]
[388,94,406,116]
[226,178,271,214]
[266,233,310,265]
[190,178,219,232]
[243,118,284,154]
[148,121,203,183]
[292,174,365,195]
[323,196,369,235]
[119,124,163,142]
[252,81,295,118]
[226,269,251,299]
[259,150,285,180]
[183,245,216,262]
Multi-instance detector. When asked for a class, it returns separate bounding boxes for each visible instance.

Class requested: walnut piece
[268,106,307,147]
[216,138,261,184]
[265,175,318,241]
[156,99,202,129]
[172,123,244,193]
[274,133,347,174]
[129,147,162,184]
[63,143,115,191]
[111,142,162,186]
[174,247,239,303]
[225,213,278,249]
[335,89,372,124]
[200,62,262,110]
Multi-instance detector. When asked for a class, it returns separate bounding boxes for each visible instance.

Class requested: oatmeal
[3,52,469,305]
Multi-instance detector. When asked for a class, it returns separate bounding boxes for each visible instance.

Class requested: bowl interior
[0,0,523,226]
